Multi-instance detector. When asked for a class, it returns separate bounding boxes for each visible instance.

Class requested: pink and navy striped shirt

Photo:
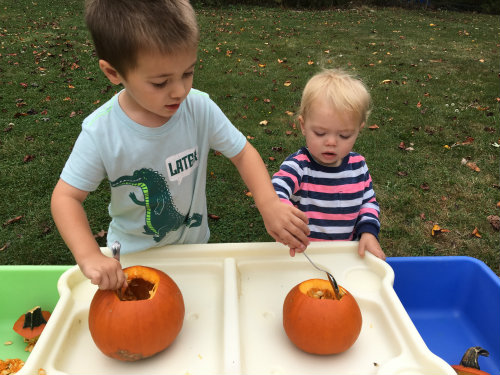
[272,147,380,241]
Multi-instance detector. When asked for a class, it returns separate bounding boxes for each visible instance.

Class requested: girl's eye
[314,132,325,137]
[183,71,194,78]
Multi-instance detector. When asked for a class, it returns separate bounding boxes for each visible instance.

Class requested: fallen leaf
[0,242,10,251]
[3,215,23,226]
[431,224,450,236]
[471,227,482,238]
[23,154,35,163]
[420,183,430,191]
[283,80,292,87]
[466,162,480,172]
[259,120,268,126]
[307,60,314,65]
[416,101,422,108]
[245,191,253,198]
[368,124,379,130]
[4,341,13,345]
[487,215,500,231]
[208,214,220,221]
[381,79,392,84]
[398,141,406,150]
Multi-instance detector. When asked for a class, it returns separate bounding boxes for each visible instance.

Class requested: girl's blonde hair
[299,69,372,125]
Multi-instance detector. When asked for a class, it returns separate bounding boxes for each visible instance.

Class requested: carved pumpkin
[13,306,51,340]
[452,347,490,375]
[283,278,362,355]
[88,265,184,361]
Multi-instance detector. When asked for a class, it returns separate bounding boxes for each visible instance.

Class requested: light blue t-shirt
[60,88,246,254]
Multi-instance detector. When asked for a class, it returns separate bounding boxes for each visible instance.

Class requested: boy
[272,69,385,260]
[51,0,310,290]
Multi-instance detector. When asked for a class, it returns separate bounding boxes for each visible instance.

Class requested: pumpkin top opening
[118,278,157,301]
[298,279,346,300]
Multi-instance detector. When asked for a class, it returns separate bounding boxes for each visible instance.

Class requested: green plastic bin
[0,265,72,361]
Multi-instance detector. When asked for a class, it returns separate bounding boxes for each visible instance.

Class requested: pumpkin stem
[459,346,489,369]
[22,306,47,330]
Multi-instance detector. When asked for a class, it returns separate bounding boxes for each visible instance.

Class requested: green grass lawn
[1,2,498,273]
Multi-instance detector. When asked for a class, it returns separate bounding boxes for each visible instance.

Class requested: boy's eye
[183,71,194,78]
[152,81,167,88]
[340,134,352,139]
[314,131,325,137]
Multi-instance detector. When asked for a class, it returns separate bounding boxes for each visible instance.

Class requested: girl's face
[299,96,364,167]
[101,48,198,127]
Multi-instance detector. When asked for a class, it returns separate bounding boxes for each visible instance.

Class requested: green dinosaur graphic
[110,168,202,242]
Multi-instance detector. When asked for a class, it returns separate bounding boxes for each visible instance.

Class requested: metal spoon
[303,251,341,300]
[110,241,125,298]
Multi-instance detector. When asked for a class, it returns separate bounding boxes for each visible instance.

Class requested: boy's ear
[360,121,366,129]
[99,60,123,85]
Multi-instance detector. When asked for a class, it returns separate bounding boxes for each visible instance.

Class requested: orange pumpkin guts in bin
[283,278,362,355]
[88,265,184,361]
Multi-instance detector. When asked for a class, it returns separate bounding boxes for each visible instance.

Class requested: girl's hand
[358,232,386,260]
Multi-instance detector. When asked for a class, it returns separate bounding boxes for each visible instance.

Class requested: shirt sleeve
[272,154,302,204]
[59,126,106,192]
[354,166,380,239]
[201,94,246,159]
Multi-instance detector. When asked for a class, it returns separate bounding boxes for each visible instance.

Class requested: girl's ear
[99,60,123,85]
[360,121,366,129]
[298,115,306,135]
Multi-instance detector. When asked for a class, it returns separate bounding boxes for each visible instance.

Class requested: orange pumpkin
[452,347,490,375]
[13,306,51,340]
[88,265,184,361]
[283,278,362,355]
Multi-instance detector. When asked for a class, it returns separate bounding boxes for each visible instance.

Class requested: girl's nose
[325,135,336,146]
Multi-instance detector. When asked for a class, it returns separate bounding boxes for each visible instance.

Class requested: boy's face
[104,48,198,127]
[299,96,364,167]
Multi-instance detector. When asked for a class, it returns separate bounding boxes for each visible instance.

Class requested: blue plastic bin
[387,256,500,374]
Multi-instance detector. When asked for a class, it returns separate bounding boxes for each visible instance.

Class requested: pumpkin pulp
[116,268,160,301]
[299,279,345,300]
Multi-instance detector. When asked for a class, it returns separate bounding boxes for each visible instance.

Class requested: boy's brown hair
[85,0,199,77]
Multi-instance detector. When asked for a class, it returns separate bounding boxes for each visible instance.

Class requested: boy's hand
[80,252,127,290]
[358,232,386,260]
[261,200,310,255]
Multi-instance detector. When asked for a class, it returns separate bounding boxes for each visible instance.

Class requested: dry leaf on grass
[487,215,500,231]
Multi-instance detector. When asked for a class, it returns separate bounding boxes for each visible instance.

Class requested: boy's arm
[230,142,310,253]
[51,179,126,290]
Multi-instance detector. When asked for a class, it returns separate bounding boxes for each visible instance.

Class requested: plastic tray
[0,265,72,361]
[19,242,454,375]
[387,256,500,374]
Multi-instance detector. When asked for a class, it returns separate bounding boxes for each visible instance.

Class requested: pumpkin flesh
[283,279,362,355]
[88,265,184,361]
